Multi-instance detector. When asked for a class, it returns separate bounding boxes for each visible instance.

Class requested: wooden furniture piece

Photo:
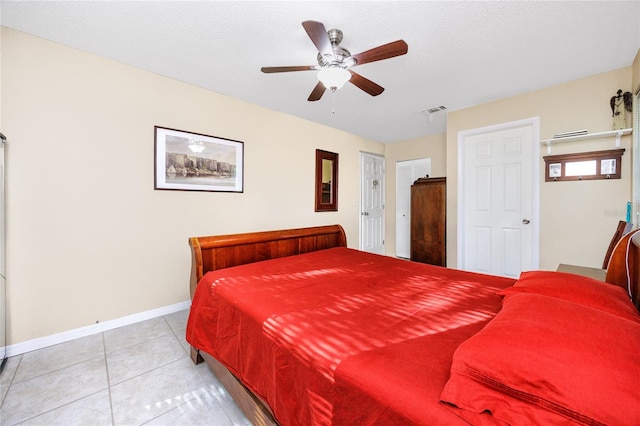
[602,220,634,268]
[605,229,640,310]
[187,224,640,425]
[555,263,607,282]
[557,220,635,281]
[188,224,346,426]
[189,224,347,299]
[410,176,446,266]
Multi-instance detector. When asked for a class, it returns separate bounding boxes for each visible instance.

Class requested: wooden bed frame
[189,224,347,299]
[188,224,346,426]
[605,227,640,310]
[187,224,640,425]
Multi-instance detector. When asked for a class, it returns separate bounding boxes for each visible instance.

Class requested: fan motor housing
[316,29,355,68]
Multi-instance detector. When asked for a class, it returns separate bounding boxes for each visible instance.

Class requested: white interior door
[458,119,539,277]
[361,153,385,254]
[395,158,431,258]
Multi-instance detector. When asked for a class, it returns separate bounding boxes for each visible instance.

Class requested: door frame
[395,158,431,258]
[457,117,540,272]
[359,151,385,253]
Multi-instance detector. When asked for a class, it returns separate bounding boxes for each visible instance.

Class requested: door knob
[362,212,369,216]
[522,218,530,224]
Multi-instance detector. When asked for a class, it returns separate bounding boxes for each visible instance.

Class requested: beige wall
[1,28,384,345]
[383,133,446,257]
[633,48,640,95]
[447,67,633,271]
[4,27,638,347]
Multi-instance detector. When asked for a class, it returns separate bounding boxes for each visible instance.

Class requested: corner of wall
[633,48,640,94]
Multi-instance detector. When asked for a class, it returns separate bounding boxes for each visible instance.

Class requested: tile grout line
[9,354,107,388]
[8,388,111,426]
[103,331,116,426]
[0,355,22,410]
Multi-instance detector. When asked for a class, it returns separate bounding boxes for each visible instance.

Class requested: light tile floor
[0,309,250,425]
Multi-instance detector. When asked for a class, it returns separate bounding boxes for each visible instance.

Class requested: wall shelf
[541,128,632,154]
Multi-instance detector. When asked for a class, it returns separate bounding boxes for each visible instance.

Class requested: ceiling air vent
[425,105,447,114]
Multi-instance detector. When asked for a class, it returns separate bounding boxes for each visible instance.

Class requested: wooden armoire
[410,176,446,266]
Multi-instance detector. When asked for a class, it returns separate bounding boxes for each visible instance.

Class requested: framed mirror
[315,149,338,212]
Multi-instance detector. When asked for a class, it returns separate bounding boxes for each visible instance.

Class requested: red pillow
[441,292,640,425]
[499,270,640,322]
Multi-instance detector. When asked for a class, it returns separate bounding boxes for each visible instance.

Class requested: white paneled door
[360,152,385,254]
[459,119,539,277]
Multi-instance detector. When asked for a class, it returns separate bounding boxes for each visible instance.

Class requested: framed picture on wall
[154,126,244,192]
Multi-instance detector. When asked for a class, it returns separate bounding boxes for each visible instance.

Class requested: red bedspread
[186,247,515,425]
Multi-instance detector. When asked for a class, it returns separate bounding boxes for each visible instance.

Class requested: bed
[186,224,640,425]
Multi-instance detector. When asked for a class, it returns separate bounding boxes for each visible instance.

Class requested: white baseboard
[3,300,191,357]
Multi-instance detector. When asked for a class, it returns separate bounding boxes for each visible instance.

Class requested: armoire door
[411,177,446,266]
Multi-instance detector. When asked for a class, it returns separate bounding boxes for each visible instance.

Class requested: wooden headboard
[189,224,347,298]
[606,228,640,310]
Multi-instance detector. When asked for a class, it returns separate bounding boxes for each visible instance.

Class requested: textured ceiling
[2,1,639,143]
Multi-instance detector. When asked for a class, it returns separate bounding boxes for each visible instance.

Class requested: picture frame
[542,148,624,182]
[314,149,338,212]
[154,126,244,192]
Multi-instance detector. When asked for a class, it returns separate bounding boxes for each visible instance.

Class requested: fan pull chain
[332,90,336,114]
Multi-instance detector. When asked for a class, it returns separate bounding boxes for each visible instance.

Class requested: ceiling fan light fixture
[317,67,351,91]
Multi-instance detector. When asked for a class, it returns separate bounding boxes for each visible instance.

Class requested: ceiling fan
[261,20,408,101]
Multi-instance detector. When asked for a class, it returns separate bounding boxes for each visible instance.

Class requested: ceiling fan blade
[261,65,318,73]
[349,71,385,96]
[302,20,334,59]
[351,40,408,66]
[308,81,326,101]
